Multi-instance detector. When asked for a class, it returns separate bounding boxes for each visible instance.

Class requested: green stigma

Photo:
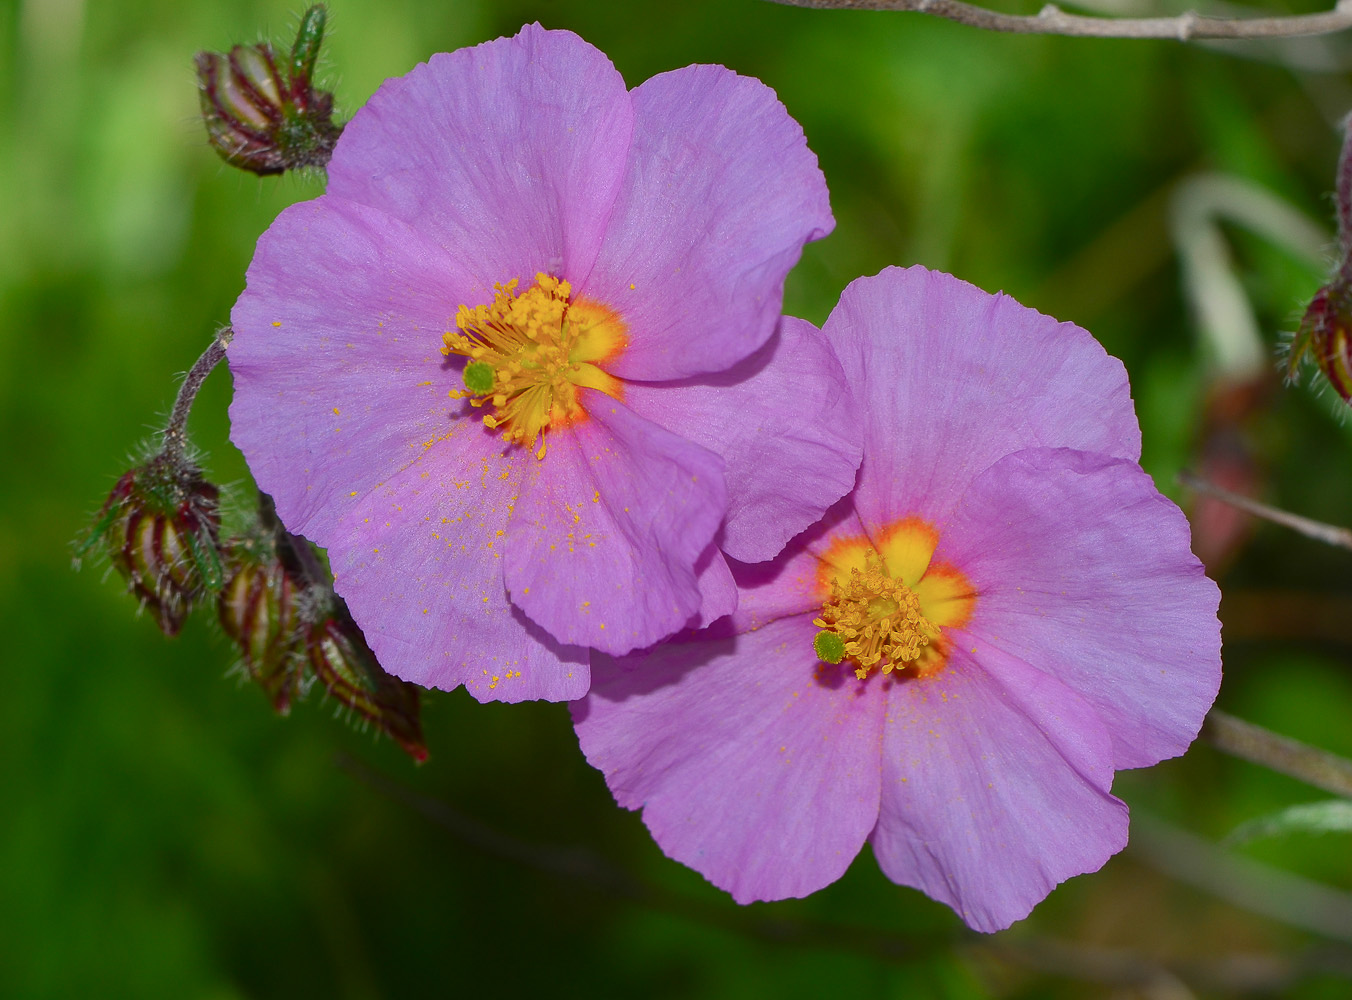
[814,630,846,664]
[462,360,495,394]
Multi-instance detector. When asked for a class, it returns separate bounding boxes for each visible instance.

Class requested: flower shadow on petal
[574,628,739,720]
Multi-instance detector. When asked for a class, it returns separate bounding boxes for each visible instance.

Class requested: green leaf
[1225,800,1352,846]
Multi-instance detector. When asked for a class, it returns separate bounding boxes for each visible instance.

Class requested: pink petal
[939,447,1222,770]
[228,196,476,540]
[326,24,633,288]
[504,395,727,655]
[725,496,869,633]
[622,317,862,563]
[825,266,1141,529]
[573,615,882,902]
[582,66,833,380]
[692,543,738,629]
[326,421,590,703]
[872,643,1129,932]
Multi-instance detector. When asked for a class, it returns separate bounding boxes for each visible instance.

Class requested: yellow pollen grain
[332,407,341,415]
[271,321,282,327]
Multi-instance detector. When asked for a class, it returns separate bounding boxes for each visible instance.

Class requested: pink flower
[227,26,854,702]
[573,266,1222,932]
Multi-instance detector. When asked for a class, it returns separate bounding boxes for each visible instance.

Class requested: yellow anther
[813,552,937,680]
[442,273,626,459]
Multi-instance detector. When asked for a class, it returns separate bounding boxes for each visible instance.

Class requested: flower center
[442,273,625,459]
[812,517,978,681]
[813,553,936,680]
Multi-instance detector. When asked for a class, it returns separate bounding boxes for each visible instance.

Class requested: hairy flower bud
[195,5,340,175]
[85,456,223,636]
[307,615,428,762]
[219,539,306,713]
[1289,282,1352,404]
[1289,115,1352,405]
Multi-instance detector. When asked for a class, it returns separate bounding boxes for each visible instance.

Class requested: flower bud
[307,615,428,762]
[218,539,306,713]
[1288,282,1352,405]
[195,5,340,175]
[85,456,223,636]
[1289,115,1352,405]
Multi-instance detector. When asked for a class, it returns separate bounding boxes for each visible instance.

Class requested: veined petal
[504,396,727,655]
[938,448,1222,770]
[573,614,883,903]
[326,24,633,288]
[825,266,1141,529]
[622,317,862,563]
[583,65,833,380]
[873,643,1128,933]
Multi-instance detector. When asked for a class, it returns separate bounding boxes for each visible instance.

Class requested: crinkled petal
[326,24,632,288]
[583,66,833,381]
[939,447,1222,770]
[824,266,1141,528]
[327,423,590,703]
[573,615,882,903]
[623,317,862,563]
[872,643,1128,933]
[229,197,476,538]
[504,395,727,655]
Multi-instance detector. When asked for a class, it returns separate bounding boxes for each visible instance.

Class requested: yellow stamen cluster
[813,554,936,680]
[442,273,622,460]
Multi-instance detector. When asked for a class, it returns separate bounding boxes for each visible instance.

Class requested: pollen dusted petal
[504,396,727,655]
[228,196,476,540]
[323,424,590,704]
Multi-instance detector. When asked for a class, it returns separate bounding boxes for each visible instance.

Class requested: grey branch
[1180,470,1352,551]
[1204,709,1352,800]
[768,0,1352,40]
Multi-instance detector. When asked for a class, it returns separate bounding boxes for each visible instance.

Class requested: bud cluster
[196,5,341,175]
[214,525,427,761]
[81,334,427,762]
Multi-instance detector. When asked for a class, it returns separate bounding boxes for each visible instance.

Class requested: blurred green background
[6,0,1352,996]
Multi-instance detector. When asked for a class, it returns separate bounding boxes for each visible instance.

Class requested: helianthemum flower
[573,266,1223,932]
[228,25,853,702]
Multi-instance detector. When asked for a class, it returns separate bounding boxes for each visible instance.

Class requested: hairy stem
[163,328,233,461]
